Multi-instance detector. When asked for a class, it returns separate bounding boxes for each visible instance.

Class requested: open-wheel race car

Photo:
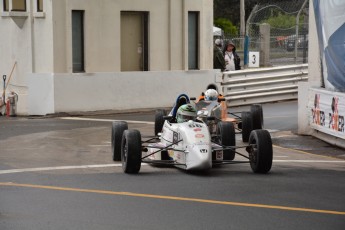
[192,84,264,143]
[111,94,273,174]
[191,96,264,143]
[155,92,264,145]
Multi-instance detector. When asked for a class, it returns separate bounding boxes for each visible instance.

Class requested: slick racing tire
[154,109,166,136]
[241,111,253,142]
[248,130,273,174]
[217,121,236,160]
[111,121,128,161]
[250,104,263,130]
[122,130,142,174]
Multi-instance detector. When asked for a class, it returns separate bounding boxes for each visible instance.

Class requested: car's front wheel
[122,130,142,174]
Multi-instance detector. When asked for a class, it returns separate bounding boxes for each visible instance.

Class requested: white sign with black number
[248,51,259,68]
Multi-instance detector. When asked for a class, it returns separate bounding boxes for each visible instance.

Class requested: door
[121,12,148,71]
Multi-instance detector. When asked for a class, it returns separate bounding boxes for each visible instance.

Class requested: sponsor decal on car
[168,150,174,158]
[173,131,179,143]
[195,134,204,138]
[194,128,202,132]
[189,124,203,128]
[216,151,223,160]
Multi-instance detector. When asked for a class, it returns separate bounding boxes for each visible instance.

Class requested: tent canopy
[213,26,222,36]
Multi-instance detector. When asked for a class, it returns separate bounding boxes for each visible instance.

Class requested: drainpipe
[295,0,308,64]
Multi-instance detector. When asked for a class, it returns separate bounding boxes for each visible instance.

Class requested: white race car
[111,94,273,174]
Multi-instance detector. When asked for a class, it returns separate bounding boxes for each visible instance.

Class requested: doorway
[121,11,148,71]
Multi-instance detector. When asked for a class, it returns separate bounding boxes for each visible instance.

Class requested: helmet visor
[205,95,218,101]
[179,114,195,122]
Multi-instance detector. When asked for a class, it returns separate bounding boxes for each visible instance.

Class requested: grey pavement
[1,107,345,161]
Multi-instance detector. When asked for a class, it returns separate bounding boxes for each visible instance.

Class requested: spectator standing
[213,39,226,71]
[223,40,241,71]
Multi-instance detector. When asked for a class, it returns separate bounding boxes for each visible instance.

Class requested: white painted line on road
[0,163,148,175]
[266,129,280,133]
[46,136,72,140]
[60,117,154,125]
[1,160,344,175]
[273,160,345,163]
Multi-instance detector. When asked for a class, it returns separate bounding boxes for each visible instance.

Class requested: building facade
[0,0,215,115]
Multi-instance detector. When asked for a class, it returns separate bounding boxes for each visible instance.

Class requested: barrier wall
[28,70,218,115]
[222,64,308,107]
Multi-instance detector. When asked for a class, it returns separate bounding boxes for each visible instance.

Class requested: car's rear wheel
[250,104,263,130]
[154,109,166,136]
[241,111,253,142]
[111,121,128,161]
[122,130,142,174]
[217,121,236,160]
[248,130,273,173]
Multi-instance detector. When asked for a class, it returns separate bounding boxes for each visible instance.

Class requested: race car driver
[198,88,225,102]
[197,89,229,122]
[176,104,197,123]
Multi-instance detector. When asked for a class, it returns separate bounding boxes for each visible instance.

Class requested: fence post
[259,23,270,67]
[243,35,249,68]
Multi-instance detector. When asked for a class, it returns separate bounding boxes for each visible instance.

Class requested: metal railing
[222,64,308,107]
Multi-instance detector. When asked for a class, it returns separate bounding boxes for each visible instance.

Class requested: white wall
[298,0,345,148]
[28,70,219,115]
[1,0,214,115]
[298,0,320,135]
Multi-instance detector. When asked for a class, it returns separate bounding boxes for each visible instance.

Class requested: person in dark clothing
[213,39,226,71]
[223,40,241,71]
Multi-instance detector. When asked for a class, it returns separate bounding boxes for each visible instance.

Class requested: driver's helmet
[204,89,218,101]
[176,104,197,123]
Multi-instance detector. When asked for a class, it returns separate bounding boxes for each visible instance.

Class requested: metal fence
[223,0,309,67]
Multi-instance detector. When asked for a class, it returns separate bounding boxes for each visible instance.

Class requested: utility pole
[240,0,245,48]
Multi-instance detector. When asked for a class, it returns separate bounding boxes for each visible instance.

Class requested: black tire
[250,104,263,130]
[111,121,128,161]
[154,109,166,136]
[241,111,253,142]
[121,130,142,174]
[217,121,236,160]
[248,130,273,173]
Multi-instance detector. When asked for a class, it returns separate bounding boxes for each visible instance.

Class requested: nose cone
[186,145,212,170]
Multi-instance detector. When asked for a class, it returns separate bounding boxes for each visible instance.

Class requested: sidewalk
[271,130,345,160]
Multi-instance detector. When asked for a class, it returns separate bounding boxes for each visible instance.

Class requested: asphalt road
[0,100,344,230]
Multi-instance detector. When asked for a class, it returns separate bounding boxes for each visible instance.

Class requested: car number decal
[173,131,179,143]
